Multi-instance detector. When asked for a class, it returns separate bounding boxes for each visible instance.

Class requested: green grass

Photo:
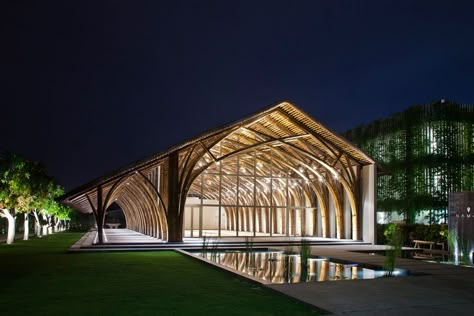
[0,233,321,315]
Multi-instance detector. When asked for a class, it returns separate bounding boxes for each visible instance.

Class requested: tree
[0,154,34,244]
[23,160,51,240]
[40,183,63,234]
[53,204,72,232]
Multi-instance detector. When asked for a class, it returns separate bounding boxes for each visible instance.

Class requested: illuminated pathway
[70,229,369,251]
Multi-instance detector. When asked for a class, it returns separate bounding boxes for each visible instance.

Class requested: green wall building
[344,100,474,224]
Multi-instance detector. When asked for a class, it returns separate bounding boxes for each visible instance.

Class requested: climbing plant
[344,100,474,224]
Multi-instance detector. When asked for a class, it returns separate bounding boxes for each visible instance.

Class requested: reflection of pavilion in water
[199,251,381,283]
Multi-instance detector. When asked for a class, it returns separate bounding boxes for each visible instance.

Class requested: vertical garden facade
[344,100,474,224]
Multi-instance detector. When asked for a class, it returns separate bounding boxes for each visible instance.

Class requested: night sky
[1,0,473,191]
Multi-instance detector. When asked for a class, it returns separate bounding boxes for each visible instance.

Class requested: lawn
[0,233,321,315]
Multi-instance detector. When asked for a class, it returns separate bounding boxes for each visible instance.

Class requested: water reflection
[196,251,386,283]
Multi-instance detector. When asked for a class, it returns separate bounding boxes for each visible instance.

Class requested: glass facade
[184,148,319,237]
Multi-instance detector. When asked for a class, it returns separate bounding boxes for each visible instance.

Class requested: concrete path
[70,229,370,251]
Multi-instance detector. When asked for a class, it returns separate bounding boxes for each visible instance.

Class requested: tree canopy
[0,153,71,244]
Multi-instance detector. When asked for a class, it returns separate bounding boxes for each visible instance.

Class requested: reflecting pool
[192,250,406,283]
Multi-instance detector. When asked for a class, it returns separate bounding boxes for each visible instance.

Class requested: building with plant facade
[343,100,474,225]
[61,101,378,243]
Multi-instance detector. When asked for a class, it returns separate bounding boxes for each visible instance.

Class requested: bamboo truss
[61,101,376,242]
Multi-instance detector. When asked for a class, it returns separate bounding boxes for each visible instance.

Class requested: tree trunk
[42,214,48,235]
[1,209,16,244]
[33,210,41,237]
[23,213,29,240]
[47,215,53,234]
[54,217,60,232]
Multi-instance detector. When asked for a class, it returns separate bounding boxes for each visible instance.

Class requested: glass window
[272,178,287,206]
[238,176,254,206]
[256,177,272,206]
[221,175,237,205]
[221,157,237,175]
[256,158,270,176]
[202,174,220,201]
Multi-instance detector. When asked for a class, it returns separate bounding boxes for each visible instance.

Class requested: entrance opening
[105,202,127,229]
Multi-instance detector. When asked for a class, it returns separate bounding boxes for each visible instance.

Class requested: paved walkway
[70,229,369,251]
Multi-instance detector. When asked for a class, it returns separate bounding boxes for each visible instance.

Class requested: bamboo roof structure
[62,101,374,212]
[61,101,376,242]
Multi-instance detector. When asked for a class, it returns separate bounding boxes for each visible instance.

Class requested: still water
[193,250,404,283]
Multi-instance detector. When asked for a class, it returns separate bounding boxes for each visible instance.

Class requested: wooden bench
[413,240,435,250]
[412,240,446,259]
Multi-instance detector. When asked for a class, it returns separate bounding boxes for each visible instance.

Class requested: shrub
[377,223,447,246]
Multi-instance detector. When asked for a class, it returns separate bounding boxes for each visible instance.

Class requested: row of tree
[0,153,72,244]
